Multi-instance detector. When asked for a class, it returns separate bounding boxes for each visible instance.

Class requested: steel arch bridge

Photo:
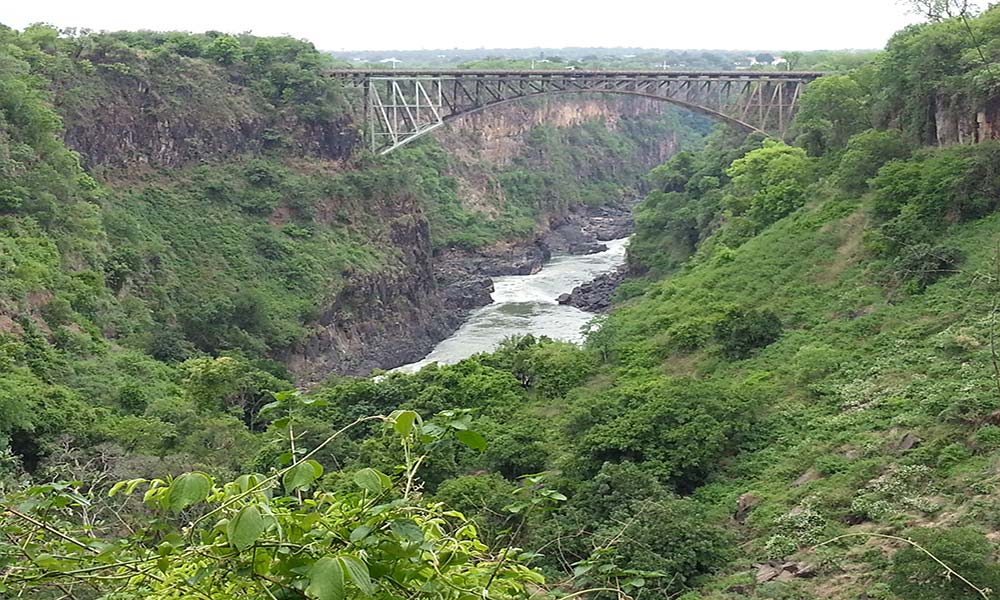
[329,69,825,154]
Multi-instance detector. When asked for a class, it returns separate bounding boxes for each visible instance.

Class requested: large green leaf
[338,555,375,595]
[307,557,346,600]
[455,430,487,452]
[282,459,323,494]
[167,472,212,513]
[390,519,424,543]
[392,410,418,436]
[353,468,392,495]
[226,505,265,551]
[349,523,373,543]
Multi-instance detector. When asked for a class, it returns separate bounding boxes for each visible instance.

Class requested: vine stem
[812,532,992,599]
[990,242,1000,398]
[530,587,631,600]
[2,508,212,600]
[288,420,302,504]
[188,414,387,534]
[485,501,533,592]
[3,508,91,554]
[3,558,154,583]
[958,10,997,81]
[990,298,1000,397]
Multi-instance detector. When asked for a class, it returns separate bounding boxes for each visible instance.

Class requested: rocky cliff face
[932,94,1000,146]
[438,95,678,166]
[280,194,463,380]
[52,66,357,170]
[437,95,681,224]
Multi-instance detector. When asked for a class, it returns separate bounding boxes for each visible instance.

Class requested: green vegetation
[6,4,1000,599]
[2,401,547,599]
[0,21,705,470]
[44,28,351,129]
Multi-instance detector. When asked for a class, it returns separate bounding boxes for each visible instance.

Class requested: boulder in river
[556,269,626,313]
[444,278,494,310]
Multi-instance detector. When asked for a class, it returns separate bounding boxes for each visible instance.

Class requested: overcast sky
[4,0,919,52]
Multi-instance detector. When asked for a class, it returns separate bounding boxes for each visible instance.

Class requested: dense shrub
[866,143,1000,290]
[713,307,783,360]
[433,473,517,544]
[483,336,599,399]
[791,75,870,155]
[529,462,733,597]
[834,129,914,193]
[890,528,1000,600]
[629,129,764,275]
[578,379,756,490]
[871,143,1000,233]
[725,140,811,227]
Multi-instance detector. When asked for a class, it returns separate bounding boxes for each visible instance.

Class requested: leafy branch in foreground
[0,404,544,600]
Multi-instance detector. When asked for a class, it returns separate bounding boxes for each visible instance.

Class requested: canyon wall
[932,94,1000,146]
[49,67,699,381]
[438,95,679,166]
[282,96,697,380]
[50,61,359,170]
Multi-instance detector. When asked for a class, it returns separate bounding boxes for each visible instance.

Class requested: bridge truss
[330,70,824,154]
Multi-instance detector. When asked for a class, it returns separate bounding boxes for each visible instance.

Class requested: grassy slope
[593,179,1000,598]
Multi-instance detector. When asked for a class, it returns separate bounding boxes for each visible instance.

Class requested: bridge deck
[329,69,826,79]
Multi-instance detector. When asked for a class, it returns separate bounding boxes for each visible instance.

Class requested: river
[395,237,629,373]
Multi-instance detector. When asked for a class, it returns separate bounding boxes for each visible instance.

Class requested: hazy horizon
[5,0,919,52]
[326,46,881,54]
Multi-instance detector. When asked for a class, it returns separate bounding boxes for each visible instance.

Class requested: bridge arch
[330,70,823,154]
[443,90,764,134]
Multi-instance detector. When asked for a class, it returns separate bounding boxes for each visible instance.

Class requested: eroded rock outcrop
[53,67,357,169]
[924,94,999,146]
[557,270,626,314]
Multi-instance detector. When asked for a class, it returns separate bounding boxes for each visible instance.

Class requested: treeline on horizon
[331,46,876,71]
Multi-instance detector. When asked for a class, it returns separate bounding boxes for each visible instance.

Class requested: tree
[891,527,1000,600]
[712,307,783,359]
[783,51,804,70]
[834,129,914,193]
[791,75,869,155]
[905,0,979,21]
[578,378,755,489]
[725,140,811,226]
[206,34,242,64]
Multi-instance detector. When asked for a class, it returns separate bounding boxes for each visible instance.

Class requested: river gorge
[396,236,629,372]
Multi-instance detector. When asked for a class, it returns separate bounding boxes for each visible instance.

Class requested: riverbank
[432,201,632,315]
[397,236,631,372]
[376,203,633,372]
